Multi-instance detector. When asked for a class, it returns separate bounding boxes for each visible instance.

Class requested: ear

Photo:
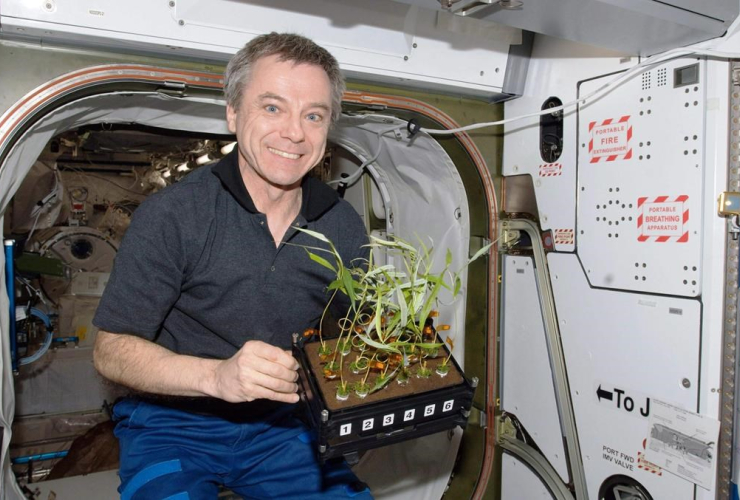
[226,105,237,134]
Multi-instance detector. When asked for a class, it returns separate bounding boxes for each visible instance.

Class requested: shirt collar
[211,148,340,221]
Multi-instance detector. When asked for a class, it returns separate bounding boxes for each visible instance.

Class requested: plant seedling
[349,356,369,374]
[416,360,432,379]
[397,367,410,385]
[318,343,334,363]
[336,380,350,401]
[323,361,340,380]
[354,381,371,399]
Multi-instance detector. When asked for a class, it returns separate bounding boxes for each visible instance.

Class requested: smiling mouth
[268,147,302,160]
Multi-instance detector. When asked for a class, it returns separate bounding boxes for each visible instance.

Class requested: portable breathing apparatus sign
[637,195,689,242]
[589,116,632,163]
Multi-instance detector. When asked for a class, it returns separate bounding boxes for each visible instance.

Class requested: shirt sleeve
[93,190,189,339]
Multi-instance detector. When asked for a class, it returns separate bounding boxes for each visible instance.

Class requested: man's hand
[209,340,300,404]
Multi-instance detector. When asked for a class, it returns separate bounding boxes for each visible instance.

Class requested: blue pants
[113,399,372,500]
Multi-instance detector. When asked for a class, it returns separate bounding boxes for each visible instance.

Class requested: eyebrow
[258,92,331,113]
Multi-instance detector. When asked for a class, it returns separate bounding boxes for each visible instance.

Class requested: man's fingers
[254,387,300,404]
[247,368,299,395]
[257,359,299,383]
[244,341,298,370]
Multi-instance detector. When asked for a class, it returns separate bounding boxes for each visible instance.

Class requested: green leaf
[306,251,336,273]
[295,227,331,244]
[446,248,452,267]
[327,279,343,291]
[397,286,408,333]
[341,270,356,307]
[453,276,462,297]
[469,242,494,264]
[357,333,401,354]
[388,341,444,350]
[370,367,399,393]
[369,235,417,254]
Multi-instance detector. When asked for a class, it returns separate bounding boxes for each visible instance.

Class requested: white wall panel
[501,453,555,500]
[577,57,705,297]
[500,255,569,483]
[550,252,700,500]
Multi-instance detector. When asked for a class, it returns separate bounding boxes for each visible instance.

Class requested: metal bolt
[682,378,691,388]
[319,445,327,453]
[178,19,185,26]
[471,377,479,388]
[412,43,417,48]
[169,0,175,6]
[321,409,329,422]
[404,56,409,61]
[292,332,299,345]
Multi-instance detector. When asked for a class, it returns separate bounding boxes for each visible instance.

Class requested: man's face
[226,54,333,191]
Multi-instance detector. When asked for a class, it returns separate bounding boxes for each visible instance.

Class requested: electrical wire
[327,125,403,188]
[18,308,54,366]
[27,169,62,242]
[62,168,146,197]
[420,46,740,136]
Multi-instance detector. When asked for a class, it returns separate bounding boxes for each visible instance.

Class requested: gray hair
[224,32,345,124]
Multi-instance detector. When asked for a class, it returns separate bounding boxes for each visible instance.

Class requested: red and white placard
[589,116,632,163]
[637,195,689,243]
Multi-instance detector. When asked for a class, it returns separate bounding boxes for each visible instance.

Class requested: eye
[307,113,324,123]
[265,105,279,113]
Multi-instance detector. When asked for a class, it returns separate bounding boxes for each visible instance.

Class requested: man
[93,33,371,499]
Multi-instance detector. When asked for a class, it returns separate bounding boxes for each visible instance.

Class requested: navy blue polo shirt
[93,150,368,359]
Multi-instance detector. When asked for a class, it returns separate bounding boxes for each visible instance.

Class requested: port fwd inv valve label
[637,195,689,242]
[644,399,720,490]
[589,116,632,163]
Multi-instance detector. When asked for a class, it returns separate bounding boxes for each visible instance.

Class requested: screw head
[682,378,691,388]
[178,19,185,26]
[169,0,175,6]
[321,409,329,422]
[403,56,409,61]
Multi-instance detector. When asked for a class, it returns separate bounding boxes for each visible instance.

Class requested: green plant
[336,380,350,401]
[318,343,334,363]
[323,360,340,380]
[354,381,371,399]
[349,356,369,374]
[416,361,432,379]
[435,359,450,377]
[297,228,491,388]
[397,367,410,385]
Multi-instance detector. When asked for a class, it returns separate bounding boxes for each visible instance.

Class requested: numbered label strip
[336,399,456,438]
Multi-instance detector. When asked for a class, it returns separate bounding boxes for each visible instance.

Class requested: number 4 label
[340,423,352,436]
[362,418,374,431]
[404,409,415,421]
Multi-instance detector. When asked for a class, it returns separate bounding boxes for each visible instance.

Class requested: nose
[281,113,305,143]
